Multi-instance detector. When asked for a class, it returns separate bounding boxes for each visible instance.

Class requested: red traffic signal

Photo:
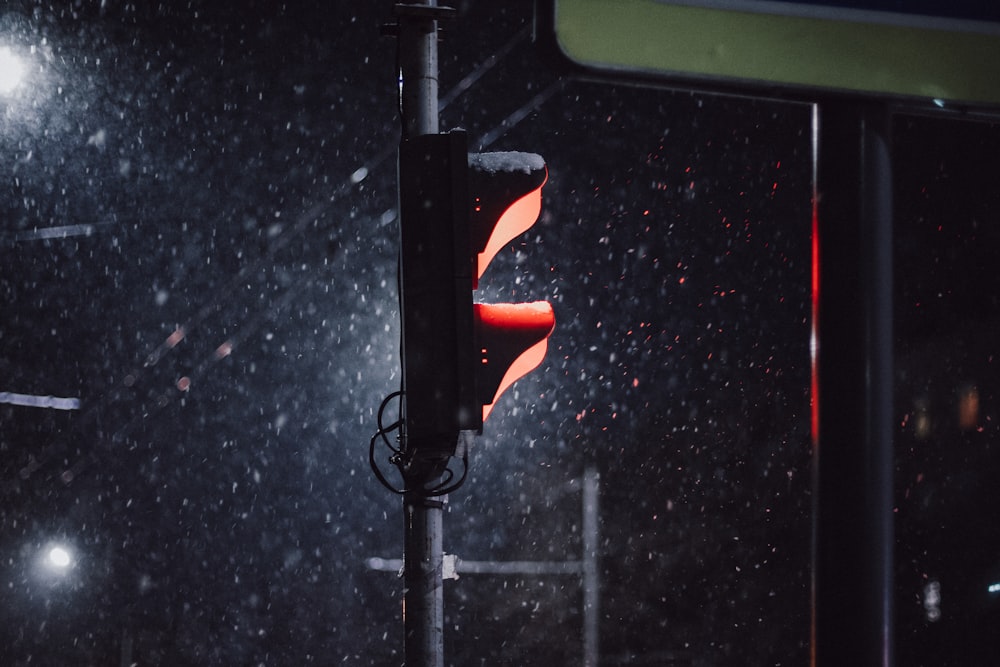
[467,151,554,423]
[468,151,547,285]
[396,131,553,480]
[475,301,555,423]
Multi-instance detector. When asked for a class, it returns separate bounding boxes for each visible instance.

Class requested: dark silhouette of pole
[403,494,444,667]
[397,2,440,139]
[394,3,452,666]
[811,99,894,667]
[582,467,600,667]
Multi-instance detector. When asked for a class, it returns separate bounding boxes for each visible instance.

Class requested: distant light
[48,546,71,569]
[0,46,25,94]
[958,385,980,431]
[988,582,1000,594]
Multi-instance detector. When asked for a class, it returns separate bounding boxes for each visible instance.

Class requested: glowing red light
[475,301,555,423]
[477,170,547,280]
[810,195,820,447]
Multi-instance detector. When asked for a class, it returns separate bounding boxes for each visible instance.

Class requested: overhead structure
[544,0,1000,109]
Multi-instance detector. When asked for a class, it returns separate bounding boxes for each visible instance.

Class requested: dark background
[1,1,996,665]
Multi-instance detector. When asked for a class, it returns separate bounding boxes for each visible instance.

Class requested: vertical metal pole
[398,3,439,138]
[582,468,600,667]
[811,99,894,667]
[397,3,443,666]
[404,494,445,667]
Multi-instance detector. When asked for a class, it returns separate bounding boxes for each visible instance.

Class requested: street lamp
[47,545,72,570]
[36,541,77,582]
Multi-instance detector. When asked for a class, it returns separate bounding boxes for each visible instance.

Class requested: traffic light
[397,130,554,481]
[466,149,554,423]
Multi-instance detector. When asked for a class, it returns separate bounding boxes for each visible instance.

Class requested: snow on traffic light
[466,150,554,424]
[396,130,554,482]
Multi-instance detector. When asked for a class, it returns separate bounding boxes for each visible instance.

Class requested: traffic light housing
[397,130,554,481]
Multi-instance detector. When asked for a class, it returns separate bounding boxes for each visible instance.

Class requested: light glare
[0,47,25,94]
[48,546,71,568]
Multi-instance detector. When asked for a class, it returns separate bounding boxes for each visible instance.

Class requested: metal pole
[811,99,894,667]
[397,2,440,138]
[371,470,602,665]
[404,494,445,667]
[396,3,444,666]
[582,468,600,667]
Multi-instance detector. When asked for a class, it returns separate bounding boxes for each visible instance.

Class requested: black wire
[473,78,567,151]
[368,389,470,497]
[369,390,406,493]
[438,25,530,112]
[426,449,469,496]
[377,390,403,454]
[369,430,405,494]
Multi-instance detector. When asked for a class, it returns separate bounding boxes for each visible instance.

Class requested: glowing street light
[0,46,25,94]
[47,545,72,569]
[36,541,77,581]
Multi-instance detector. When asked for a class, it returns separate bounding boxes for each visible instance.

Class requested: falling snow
[1,2,998,666]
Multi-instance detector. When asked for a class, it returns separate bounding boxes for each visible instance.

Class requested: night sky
[1,2,997,665]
